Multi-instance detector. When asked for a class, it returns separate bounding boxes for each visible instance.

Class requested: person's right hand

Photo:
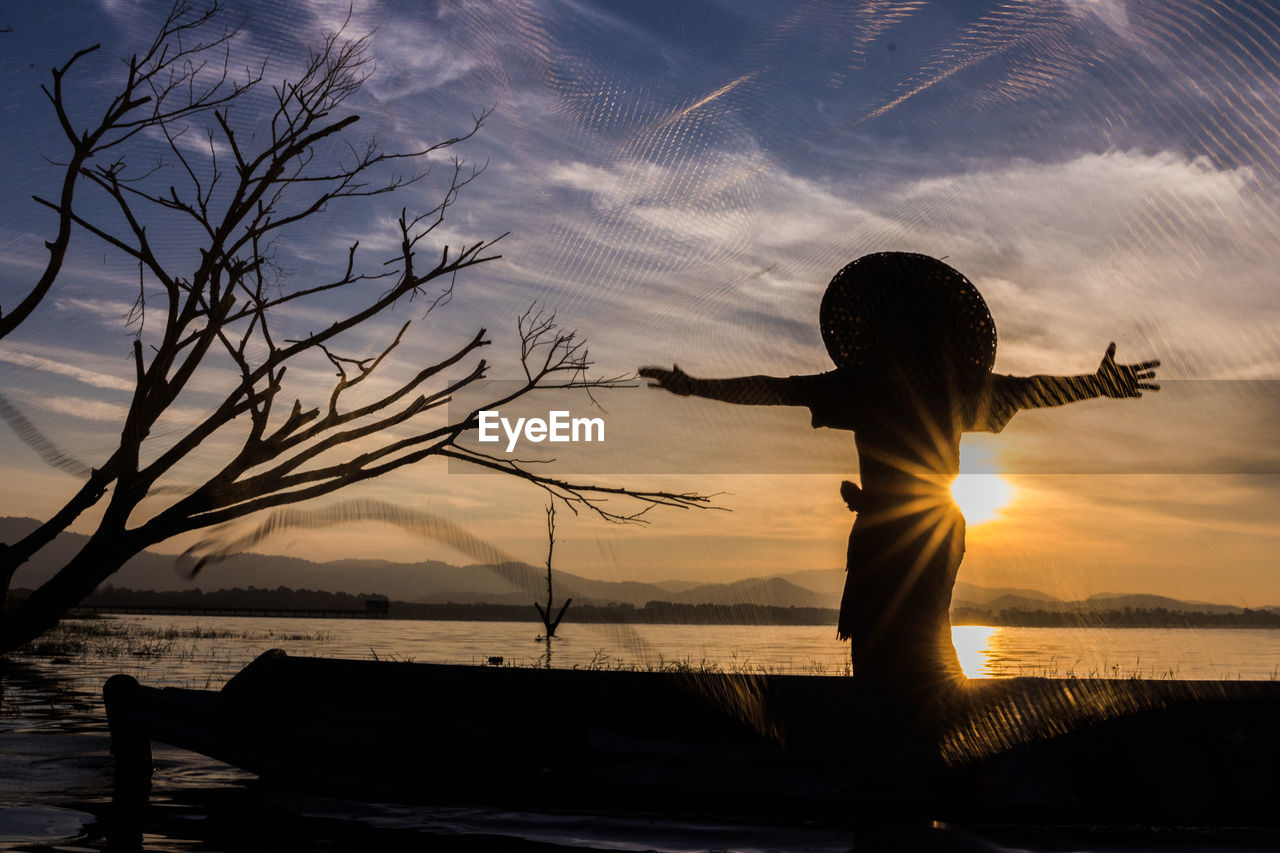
[638,364,693,395]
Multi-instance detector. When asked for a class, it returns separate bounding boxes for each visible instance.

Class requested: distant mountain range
[4,516,1274,614]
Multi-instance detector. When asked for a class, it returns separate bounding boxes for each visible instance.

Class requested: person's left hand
[1096,342,1160,398]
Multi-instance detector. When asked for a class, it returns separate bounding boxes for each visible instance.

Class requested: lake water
[4,617,1280,852]
[23,616,1280,692]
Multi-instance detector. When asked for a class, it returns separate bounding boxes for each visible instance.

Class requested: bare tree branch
[0,6,712,653]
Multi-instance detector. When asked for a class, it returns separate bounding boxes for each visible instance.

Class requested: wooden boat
[104,649,1280,826]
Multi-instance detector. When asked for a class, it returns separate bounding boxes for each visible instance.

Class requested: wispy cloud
[0,345,135,392]
[36,395,131,422]
[53,296,138,325]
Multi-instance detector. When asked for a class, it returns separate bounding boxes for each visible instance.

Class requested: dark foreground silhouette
[104,649,1280,832]
[642,252,1159,781]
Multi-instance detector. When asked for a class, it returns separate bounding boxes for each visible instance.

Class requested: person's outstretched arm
[972,344,1158,432]
[638,365,807,406]
[1003,343,1160,409]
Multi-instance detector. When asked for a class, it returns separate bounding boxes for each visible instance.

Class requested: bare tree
[0,3,707,652]
[534,503,571,639]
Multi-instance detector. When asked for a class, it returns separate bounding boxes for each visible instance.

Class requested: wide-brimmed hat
[819,252,997,375]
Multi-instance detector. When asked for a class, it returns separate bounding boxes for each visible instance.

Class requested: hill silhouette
[3,517,1272,614]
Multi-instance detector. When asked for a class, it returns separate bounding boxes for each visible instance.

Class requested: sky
[1,0,1279,604]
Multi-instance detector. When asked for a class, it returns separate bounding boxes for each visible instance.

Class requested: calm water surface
[23,616,1280,693]
[4,617,1280,852]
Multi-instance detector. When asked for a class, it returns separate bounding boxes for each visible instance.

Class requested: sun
[950,473,1014,524]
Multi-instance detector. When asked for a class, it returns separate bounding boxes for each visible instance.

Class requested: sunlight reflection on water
[952,625,999,678]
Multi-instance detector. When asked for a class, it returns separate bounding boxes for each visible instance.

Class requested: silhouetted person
[641,253,1158,785]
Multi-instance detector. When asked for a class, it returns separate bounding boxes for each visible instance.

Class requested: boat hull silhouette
[104,649,1280,826]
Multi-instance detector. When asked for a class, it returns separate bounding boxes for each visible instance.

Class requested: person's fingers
[1105,342,1117,361]
[1135,359,1160,370]
[1137,382,1160,391]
